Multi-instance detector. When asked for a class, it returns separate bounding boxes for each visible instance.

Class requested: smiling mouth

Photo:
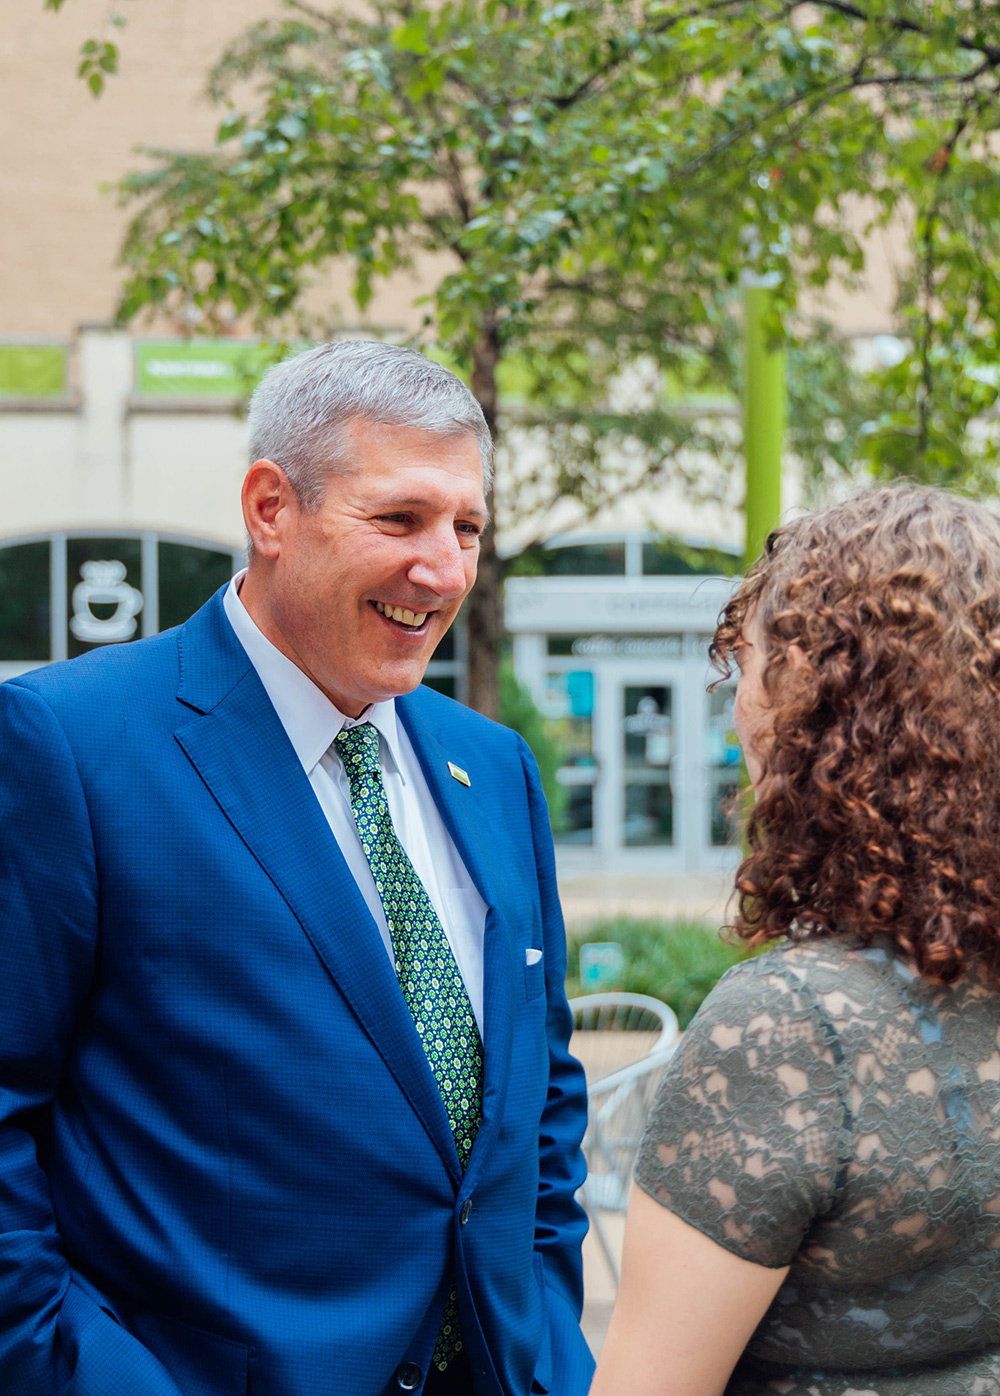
[373,600,430,631]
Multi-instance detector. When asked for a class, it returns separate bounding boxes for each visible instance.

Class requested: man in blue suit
[0,342,593,1396]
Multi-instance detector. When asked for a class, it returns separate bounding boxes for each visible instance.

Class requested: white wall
[0,329,246,550]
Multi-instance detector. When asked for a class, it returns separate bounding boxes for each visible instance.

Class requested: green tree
[495,0,1000,494]
[115,0,1000,715]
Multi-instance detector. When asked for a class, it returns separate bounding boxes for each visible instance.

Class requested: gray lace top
[634,937,1000,1396]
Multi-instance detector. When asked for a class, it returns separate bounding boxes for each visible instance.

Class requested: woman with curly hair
[590,485,1000,1396]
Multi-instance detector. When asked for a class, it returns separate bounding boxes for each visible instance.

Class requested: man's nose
[408,528,472,598]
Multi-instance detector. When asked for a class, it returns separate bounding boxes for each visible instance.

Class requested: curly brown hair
[712,484,1000,985]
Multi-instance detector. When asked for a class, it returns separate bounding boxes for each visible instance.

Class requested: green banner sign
[0,343,69,398]
[134,340,275,397]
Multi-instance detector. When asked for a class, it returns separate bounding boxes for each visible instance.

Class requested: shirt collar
[223,571,405,781]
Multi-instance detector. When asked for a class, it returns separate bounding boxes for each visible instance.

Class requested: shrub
[566,917,756,1029]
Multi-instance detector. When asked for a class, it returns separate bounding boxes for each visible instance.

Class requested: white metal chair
[569,993,680,1287]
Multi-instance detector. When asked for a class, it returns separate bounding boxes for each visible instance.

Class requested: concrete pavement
[581,1214,623,1356]
[557,868,735,934]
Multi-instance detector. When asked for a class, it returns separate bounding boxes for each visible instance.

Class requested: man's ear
[787,642,809,671]
[242,460,295,561]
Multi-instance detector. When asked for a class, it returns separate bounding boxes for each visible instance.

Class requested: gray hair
[246,339,494,508]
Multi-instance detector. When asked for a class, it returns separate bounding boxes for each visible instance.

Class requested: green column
[742,280,785,569]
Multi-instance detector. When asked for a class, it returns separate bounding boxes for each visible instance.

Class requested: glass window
[512,542,626,578]
[158,541,236,632]
[541,542,625,576]
[557,784,595,846]
[0,533,247,667]
[642,539,741,576]
[432,628,455,662]
[541,668,596,845]
[707,685,743,845]
[0,541,51,660]
[622,684,674,846]
[422,672,456,699]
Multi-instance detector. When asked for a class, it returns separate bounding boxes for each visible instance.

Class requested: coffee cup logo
[70,560,144,643]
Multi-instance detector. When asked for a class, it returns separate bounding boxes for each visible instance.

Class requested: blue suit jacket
[0,590,593,1396]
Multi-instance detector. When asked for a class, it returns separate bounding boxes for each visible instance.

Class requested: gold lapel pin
[447,761,471,787]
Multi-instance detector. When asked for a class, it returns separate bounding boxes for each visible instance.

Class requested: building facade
[507,541,741,873]
[2,1,902,873]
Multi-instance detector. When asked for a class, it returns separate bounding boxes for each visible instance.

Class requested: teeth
[375,601,428,627]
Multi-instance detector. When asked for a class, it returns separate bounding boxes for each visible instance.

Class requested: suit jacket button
[460,1199,472,1225]
[396,1362,422,1390]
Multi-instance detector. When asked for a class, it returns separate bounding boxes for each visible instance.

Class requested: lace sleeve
[634,954,849,1268]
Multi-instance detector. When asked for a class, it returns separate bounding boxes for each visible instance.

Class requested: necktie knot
[334,721,381,780]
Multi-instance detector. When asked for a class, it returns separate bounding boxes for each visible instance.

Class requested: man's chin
[359,657,434,706]
[389,663,434,698]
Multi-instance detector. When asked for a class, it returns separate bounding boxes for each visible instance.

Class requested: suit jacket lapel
[173,593,461,1181]
[396,693,516,1179]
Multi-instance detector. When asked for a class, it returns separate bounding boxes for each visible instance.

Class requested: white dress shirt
[223,573,487,1035]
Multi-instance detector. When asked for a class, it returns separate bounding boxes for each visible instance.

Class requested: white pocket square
[525,948,543,966]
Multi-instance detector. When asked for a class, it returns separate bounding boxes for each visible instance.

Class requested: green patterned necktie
[334,721,484,1371]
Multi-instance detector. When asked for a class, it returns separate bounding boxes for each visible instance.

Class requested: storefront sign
[70,560,143,642]
[134,340,274,397]
[579,942,625,990]
[505,575,736,634]
[572,634,684,658]
[622,701,670,736]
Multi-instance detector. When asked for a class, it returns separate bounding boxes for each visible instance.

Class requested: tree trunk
[465,317,504,720]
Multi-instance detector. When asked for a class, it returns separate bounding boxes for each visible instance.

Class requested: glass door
[584,658,741,869]
[620,681,675,847]
[606,672,684,854]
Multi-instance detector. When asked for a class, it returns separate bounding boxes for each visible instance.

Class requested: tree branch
[547,0,774,113]
[284,0,342,33]
[421,210,471,262]
[669,55,993,183]
[802,0,1000,67]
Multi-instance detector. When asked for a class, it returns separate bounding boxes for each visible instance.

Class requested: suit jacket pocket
[129,1307,251,1396]
[58,1280,186,1396]
[524,952,546,1002]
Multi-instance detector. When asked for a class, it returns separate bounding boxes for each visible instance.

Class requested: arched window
[0,531,241,681]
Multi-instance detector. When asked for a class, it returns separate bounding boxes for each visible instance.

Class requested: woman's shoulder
[723,931,906,980]
[699,935,901,1036]
[637,936,857,1267]
[708,934,864,991]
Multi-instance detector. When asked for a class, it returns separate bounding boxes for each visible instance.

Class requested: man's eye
[456,522,481,536]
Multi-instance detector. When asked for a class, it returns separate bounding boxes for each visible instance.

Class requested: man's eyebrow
[374,495,489,522]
